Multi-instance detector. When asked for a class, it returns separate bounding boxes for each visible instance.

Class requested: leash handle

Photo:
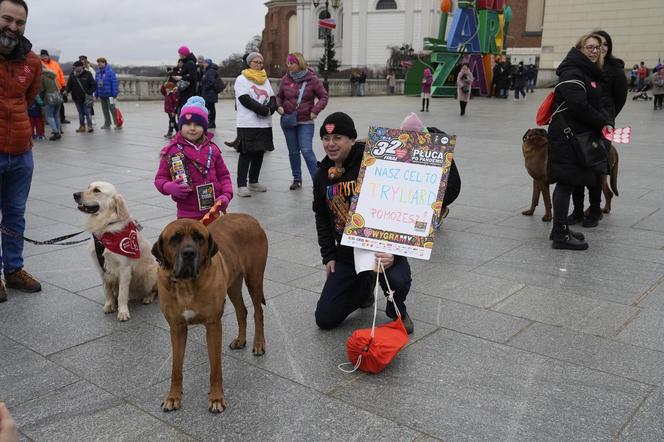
[200,200,226,226]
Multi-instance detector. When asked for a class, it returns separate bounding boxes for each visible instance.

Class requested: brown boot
[76,125,86,133]
[0,282,6,302]
[5,268,42,293]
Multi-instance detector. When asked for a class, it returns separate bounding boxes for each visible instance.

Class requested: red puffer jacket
[276,69,329,122]
[0,37,42,155]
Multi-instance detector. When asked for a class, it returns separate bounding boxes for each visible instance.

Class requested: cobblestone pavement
[1,93,663,441]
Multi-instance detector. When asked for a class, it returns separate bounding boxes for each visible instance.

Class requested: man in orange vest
[39,49,70,124]
[0,0,43,302]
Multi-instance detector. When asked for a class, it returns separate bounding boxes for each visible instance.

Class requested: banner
[341,127,456,260]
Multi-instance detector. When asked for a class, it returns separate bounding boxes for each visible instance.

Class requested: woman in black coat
[547,33,613,250]
[568,30,628,226]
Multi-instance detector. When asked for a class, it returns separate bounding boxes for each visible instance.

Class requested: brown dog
[151,214,268,413]
[521,129,620,219]
[521,128,552,221]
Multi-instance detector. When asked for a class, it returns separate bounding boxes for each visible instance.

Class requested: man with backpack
[200,58,224,129]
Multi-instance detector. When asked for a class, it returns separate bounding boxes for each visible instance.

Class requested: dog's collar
[93,222,141,260]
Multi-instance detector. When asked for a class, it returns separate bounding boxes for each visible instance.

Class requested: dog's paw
[103,302,117,314]
[541,214,552,222]
[117,310,131,321]
[208,395,228,414]
[142,293,155,305]
[229,338,246,350]
[521,209,535,216]
[252,340,266,356]
[602,207,611,214]
[161,395,182,412]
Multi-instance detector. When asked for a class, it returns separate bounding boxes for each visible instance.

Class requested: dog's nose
[181,246,196,261]
[73,192,81,202]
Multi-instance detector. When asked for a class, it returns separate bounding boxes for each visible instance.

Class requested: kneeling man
[312,112,413,334]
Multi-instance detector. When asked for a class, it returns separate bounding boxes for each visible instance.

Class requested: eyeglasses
[583,45,601,53]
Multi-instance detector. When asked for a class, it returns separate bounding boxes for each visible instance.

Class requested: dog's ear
[522,129,531,142]
[207,233,219,261]
[151,235,170,269]
[113,194,131,221]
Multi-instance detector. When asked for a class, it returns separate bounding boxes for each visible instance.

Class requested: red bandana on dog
[95,222,141,259]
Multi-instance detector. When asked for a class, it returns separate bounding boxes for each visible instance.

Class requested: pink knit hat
[400,112,425,132]
[178,46,191,56]
[178,96,209,132]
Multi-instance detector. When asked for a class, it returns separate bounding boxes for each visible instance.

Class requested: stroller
[632,83,653,101]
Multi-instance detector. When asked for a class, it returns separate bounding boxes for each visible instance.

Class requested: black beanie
[319,112,357,139]
[40,49,49,56]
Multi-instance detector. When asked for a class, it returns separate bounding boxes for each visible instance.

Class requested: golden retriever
[73,181,158,321]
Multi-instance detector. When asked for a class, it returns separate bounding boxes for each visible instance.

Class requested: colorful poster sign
[341,127,456,260]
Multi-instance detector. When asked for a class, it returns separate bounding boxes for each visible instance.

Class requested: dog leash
[0,224,89,246]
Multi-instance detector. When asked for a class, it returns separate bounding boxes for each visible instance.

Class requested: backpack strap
[551,79,587,121]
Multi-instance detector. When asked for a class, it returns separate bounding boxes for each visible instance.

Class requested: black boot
[549,227,585,241]
[582,206,603,228]
[566,208,584,225]
[425,98,429,112]
[550,222,589,250]
[420,98,425,112]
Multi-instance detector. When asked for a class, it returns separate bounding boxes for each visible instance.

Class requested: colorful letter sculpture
[405,1,512,97]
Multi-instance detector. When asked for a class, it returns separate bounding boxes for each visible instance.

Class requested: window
[376,0,397,10]
[318,9,331,41]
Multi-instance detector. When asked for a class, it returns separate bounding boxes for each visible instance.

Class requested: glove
[163,181,191,200]
[215,195,229,212]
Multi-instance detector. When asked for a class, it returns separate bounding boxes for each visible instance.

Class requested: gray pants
[99,97,118,127]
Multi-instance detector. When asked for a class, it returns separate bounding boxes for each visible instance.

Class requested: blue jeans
[44,104,61,134]
[0,151,34,274]
[74,100,93,127]
[282,123,318,182]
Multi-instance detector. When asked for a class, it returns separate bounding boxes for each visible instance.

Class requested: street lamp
[313,0,342,90]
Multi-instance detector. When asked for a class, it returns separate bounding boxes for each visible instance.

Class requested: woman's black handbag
[558,114,607,173]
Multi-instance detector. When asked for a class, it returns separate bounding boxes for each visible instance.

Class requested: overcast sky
[25,0,268,65]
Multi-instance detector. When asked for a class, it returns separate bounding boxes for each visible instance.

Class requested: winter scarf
[242,68,267,85]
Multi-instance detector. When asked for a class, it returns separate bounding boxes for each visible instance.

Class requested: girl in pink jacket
[155,96,233,220]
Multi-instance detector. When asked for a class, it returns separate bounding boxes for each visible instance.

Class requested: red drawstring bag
[535,79,586,126]
[115,107,124,128]
[340,259,409,374]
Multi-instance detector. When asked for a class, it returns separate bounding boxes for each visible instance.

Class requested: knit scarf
[289,69,308,83]
[242,68,267,85]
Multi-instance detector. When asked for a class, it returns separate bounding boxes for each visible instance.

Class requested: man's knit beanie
[319,112,357,139]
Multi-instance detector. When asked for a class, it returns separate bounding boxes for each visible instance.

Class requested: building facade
[261,0,297,77]
[538,0,664,83]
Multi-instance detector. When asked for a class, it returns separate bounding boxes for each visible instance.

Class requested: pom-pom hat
[178,96,209,132]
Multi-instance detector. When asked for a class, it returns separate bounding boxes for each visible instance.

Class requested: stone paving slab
[332,328,651,441]
[0,95,662,440]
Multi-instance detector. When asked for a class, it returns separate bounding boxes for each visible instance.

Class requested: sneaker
[114,126,122,130]
[289,180,302,190]
[237,187,251,197]
[248,183,267,192]
[0,283,6,303]
[163,133,173,138]
[63,119,71,124]
[224,139,239,148]
[49,133,61,141]
[101,125,111,129]
[87,127,94,133]
[4,269,41,293]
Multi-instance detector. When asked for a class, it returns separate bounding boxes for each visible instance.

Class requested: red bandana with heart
[325,123,335,134]
[95,222,141,259]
